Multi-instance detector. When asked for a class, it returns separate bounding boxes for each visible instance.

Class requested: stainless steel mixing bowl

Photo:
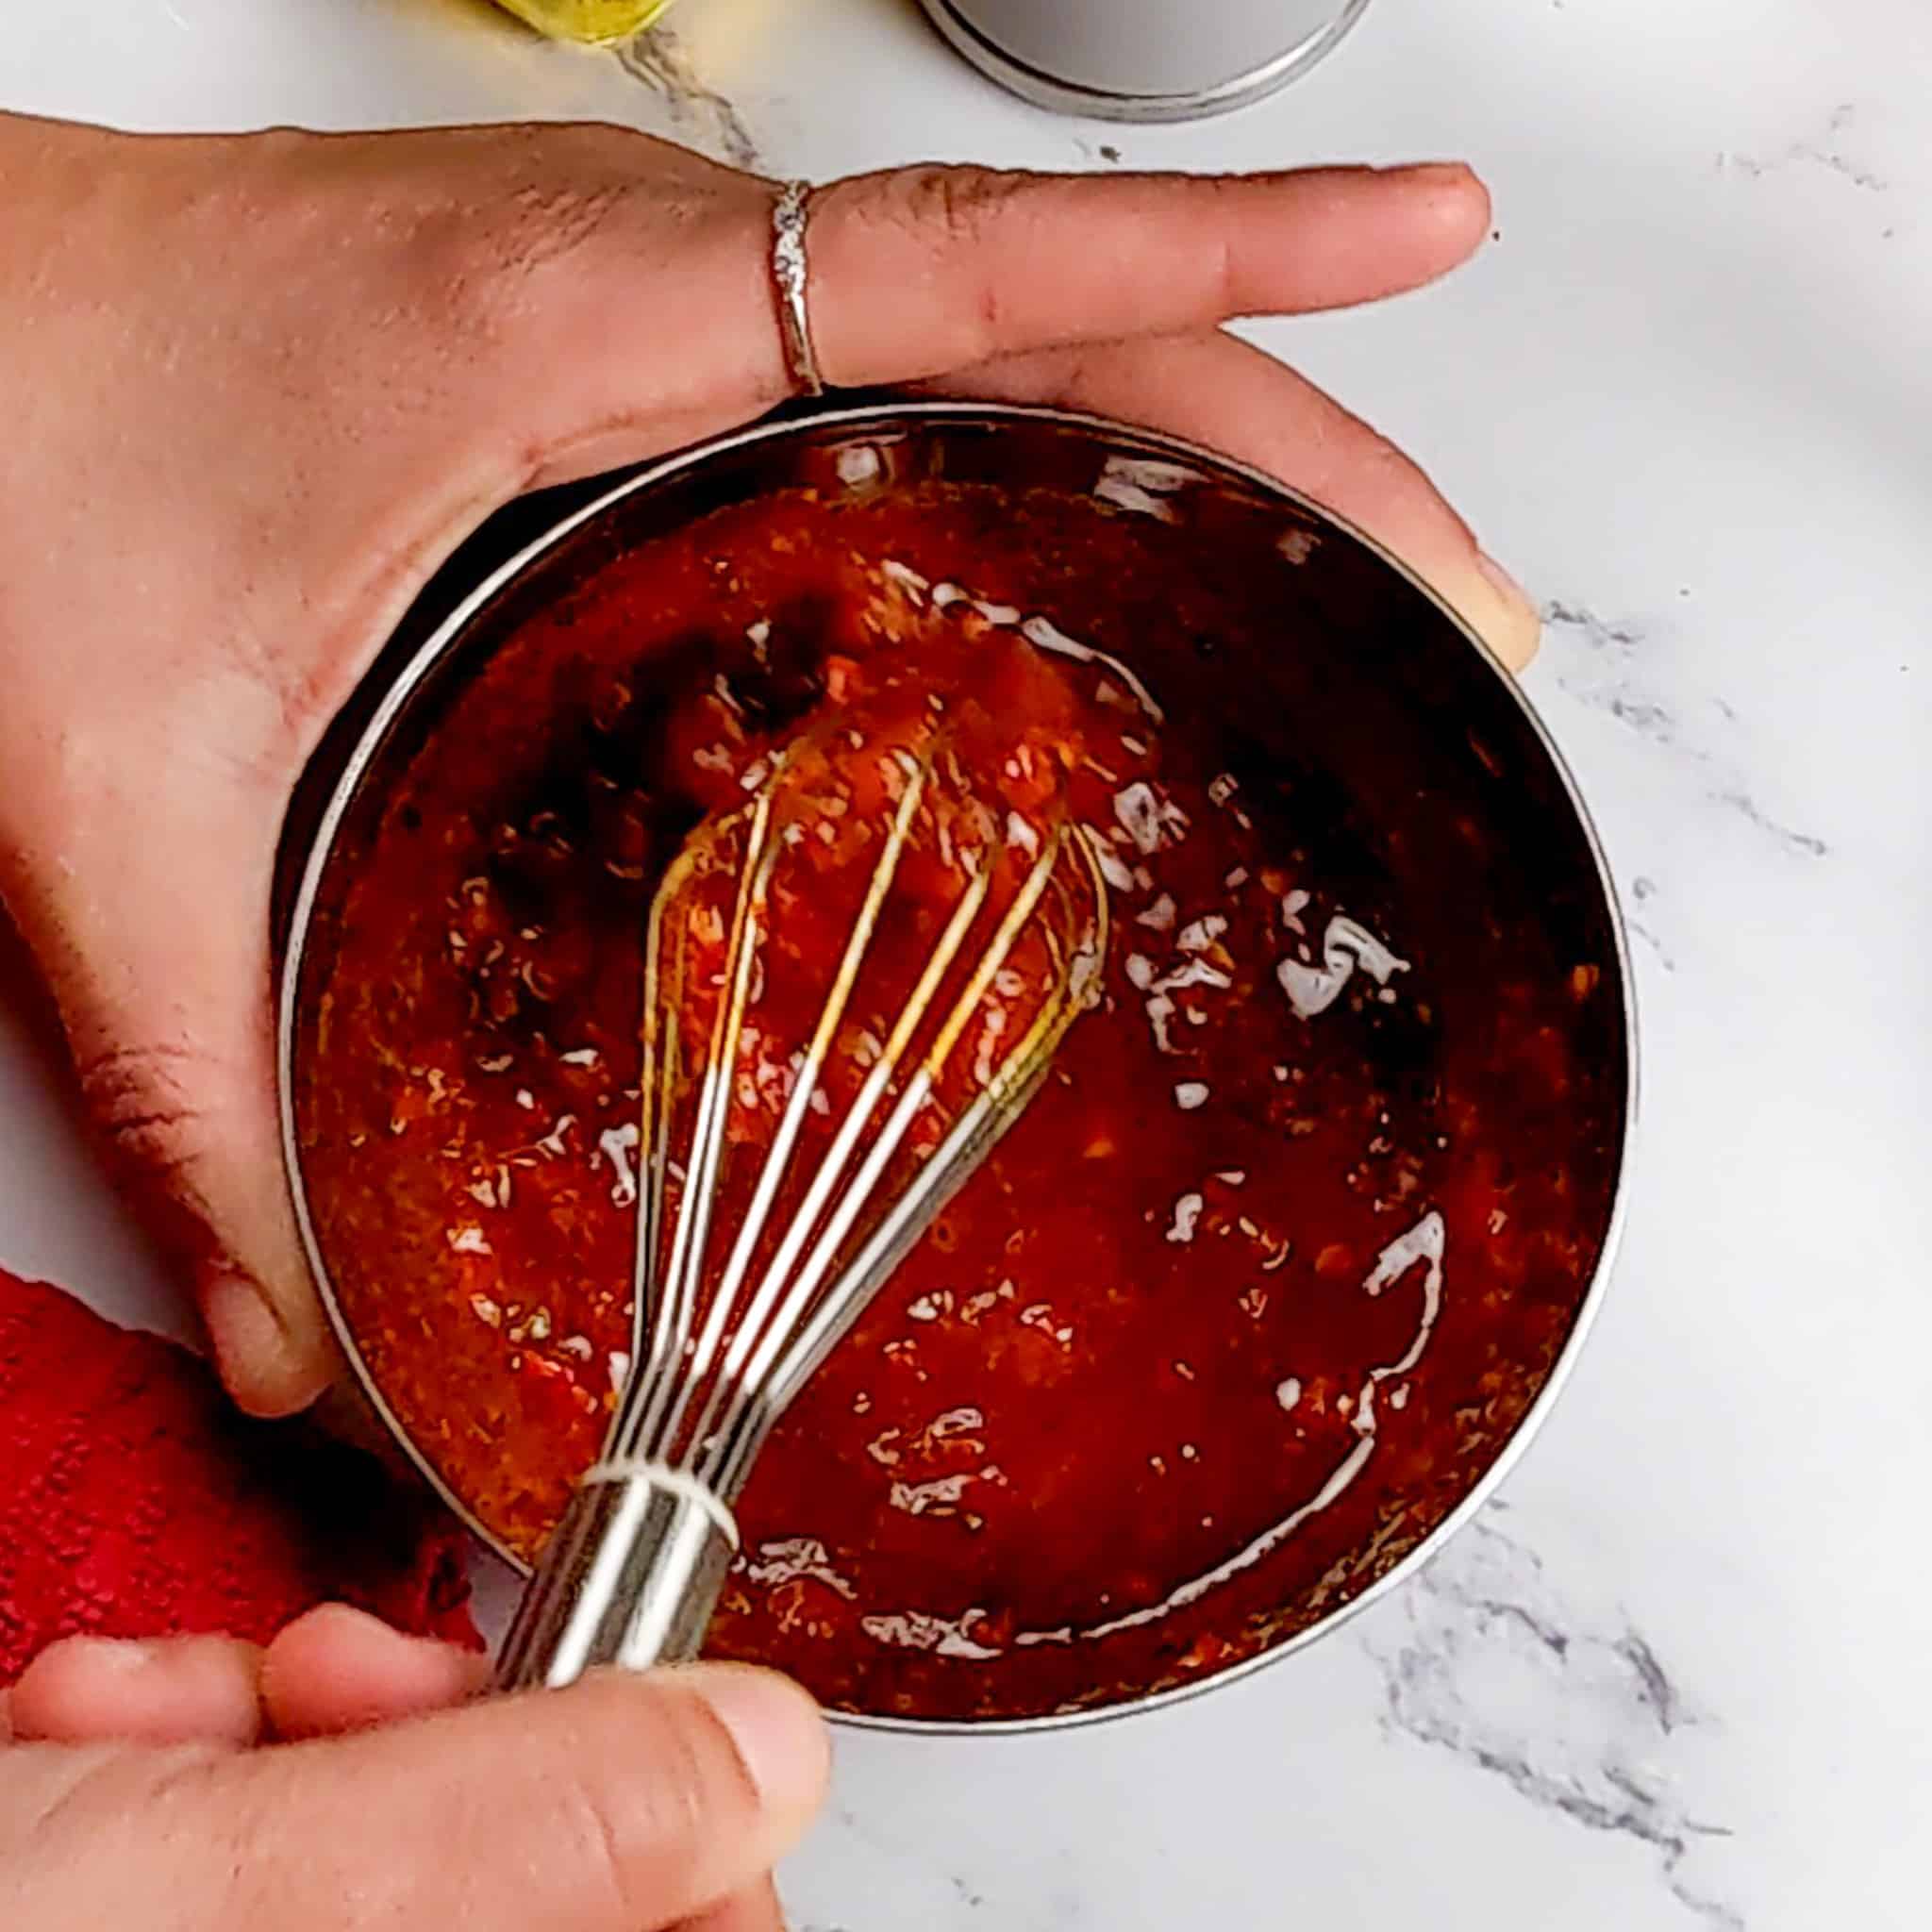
[275,403,1635,1732]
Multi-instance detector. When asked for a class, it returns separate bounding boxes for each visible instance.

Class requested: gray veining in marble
[1541,602,1830,859]
[1720,104,1890,196]
[1359,1506,1742,1929]
[618,25,762,169]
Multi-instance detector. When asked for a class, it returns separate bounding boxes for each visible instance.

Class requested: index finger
[807,161,1490,389]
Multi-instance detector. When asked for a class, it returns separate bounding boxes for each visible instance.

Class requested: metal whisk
[497,724,1108,1689]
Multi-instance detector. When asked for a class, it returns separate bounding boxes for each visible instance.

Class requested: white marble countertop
[5,3,1929,1926]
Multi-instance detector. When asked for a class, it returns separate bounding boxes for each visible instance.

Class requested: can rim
[276,399,1638,1737]
[914,0,1375,124]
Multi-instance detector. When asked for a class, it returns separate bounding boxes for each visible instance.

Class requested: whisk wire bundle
[624,741,1097,1498]
[498,728,1104,1688]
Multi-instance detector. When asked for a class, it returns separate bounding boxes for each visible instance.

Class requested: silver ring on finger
[772,179,825,398]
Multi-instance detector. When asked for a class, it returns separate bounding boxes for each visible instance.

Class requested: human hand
[0,113,1537,1417]
[0,1607,826,1930]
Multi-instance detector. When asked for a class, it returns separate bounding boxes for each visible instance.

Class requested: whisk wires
[606,728,1106,1506]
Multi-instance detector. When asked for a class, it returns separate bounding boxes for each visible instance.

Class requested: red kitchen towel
[0,1267,478,1686]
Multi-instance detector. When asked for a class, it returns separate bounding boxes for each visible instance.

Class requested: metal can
[918,0,1374,122]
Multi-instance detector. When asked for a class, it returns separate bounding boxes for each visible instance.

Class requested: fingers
[259,1605,487,1740]
[7,1611,484,1755]
[9,1635,264,1747]
[923,327,1541,671]
[804,162,1489,390]
[178,1664,828,1931]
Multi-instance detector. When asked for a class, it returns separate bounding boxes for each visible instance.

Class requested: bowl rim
[275,398,1639,1737]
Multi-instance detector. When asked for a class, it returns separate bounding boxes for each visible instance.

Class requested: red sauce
[295,478,1619,1721]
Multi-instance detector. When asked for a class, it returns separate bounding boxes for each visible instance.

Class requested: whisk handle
[494,1467,739,1690]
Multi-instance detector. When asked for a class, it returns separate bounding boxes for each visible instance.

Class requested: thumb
[0,754,337,1416]
[9,1666,828,1932]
